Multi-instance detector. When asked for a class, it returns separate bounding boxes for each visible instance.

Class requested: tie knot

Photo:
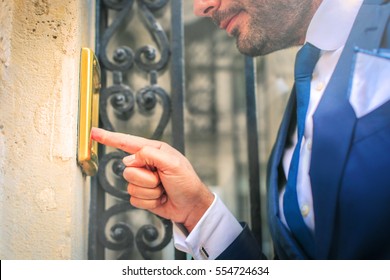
[294,43,321,80]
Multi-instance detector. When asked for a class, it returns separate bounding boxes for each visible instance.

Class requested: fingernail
[160,194,168,204]
[123,154,135,165]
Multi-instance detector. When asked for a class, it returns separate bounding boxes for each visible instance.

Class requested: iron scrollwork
[93,0,174,260]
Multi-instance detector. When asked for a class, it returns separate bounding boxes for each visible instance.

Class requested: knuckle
[127,184,137,196]
[140,145,154,156]
[159,142,174,153]
[169,157,182,170]
[159,142,169,151]
[129,197,141,208]
[127,184,133,195]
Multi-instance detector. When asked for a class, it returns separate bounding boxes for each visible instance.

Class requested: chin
[235,32,271,57]
[236,42,269,57]
[237,37,284,57]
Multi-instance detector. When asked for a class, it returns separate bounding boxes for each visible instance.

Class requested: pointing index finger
[91,127,162,154]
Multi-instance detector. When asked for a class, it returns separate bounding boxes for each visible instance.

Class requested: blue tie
[283,43,320,258]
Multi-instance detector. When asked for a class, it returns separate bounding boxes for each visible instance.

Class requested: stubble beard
[211,6,269,56]
[232,24,270,57]
[214,1,315,57]
[232,15,296,57]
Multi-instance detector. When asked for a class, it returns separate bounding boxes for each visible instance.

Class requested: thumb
[122,154,159,173]
[122,145,181,173]
[122,154,143,167]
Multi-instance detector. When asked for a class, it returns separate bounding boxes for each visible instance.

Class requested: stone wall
[0,0,94,259]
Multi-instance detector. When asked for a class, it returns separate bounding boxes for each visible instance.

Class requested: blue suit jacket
[217,0,390,260]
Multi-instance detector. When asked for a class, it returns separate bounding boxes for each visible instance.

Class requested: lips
[219,12,241,34]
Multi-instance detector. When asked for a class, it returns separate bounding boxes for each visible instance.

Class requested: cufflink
[200,247,209,259]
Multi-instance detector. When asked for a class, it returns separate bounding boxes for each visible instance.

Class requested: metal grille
[89,0,262,260]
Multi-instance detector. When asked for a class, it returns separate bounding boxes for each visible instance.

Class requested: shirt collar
[306,0,364,51]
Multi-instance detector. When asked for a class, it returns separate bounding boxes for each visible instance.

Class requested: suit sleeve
[216,222,266,260]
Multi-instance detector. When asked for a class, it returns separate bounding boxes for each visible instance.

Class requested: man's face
[193,0,317,56]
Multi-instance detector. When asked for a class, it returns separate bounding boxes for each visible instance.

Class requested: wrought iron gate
[88,0,262,260]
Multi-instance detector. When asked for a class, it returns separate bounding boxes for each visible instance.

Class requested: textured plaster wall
[0,0,95,259]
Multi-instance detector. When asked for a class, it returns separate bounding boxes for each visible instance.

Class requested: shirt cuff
[173,193,243,260]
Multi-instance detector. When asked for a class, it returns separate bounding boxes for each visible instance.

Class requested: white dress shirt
[173,0,364,259]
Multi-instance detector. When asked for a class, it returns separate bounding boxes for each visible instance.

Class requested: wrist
[184,189,214,233]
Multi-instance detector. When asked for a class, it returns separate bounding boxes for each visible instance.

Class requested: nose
[193,0,221,17]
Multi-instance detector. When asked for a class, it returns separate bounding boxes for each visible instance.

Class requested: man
[91,0,390,259]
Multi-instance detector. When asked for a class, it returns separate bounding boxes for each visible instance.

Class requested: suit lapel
[269,91,296,172]
[310,1,389,259]
[267,89,311,259]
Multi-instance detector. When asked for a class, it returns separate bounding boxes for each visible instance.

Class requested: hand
[91,127,214,232]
